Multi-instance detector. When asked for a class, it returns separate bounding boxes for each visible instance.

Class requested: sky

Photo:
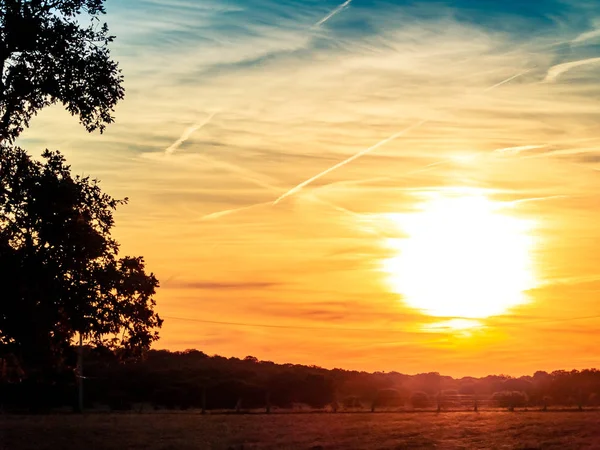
[17,0,600,377]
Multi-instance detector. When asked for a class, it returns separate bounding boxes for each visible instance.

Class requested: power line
[162,313,600,332]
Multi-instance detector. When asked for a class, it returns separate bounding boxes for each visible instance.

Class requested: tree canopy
[0,0,124,142]
[0,146,162,378]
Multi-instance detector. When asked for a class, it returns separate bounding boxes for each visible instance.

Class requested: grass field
[2,411,600,449]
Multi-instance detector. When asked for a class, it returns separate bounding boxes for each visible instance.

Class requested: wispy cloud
[165,280,282,290]
[572,28,600,44]
[543,57,600,83]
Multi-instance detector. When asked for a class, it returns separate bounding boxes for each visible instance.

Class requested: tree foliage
[0,0,124,142]
[0,146,162,377]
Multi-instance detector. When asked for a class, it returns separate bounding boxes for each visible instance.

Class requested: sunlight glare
[383,190,537,319]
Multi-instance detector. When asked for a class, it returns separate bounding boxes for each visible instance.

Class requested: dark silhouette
[410,391,430,409]
[3,348,599,413]
[0,147,162,399]
[0,0,124,142]
[491,391,528,411]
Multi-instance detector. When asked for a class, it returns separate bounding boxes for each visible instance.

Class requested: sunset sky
[18,0,600,377]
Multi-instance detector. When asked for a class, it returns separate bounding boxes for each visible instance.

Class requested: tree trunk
[77,333,83,413]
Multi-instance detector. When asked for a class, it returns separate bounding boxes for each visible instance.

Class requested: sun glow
[383,190,537,319]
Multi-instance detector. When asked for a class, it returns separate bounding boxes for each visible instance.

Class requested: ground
[2,411,600,449]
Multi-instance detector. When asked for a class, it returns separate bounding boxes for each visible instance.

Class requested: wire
[162,313,600,332]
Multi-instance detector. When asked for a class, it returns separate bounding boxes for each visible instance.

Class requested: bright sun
[383,190,537,319]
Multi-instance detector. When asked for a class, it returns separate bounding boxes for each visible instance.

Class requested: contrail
[273,120,426,205]
[302,191,362,218]
[406,160,449,174]
[543,57,600,83]
[200,201,273,221]
[509,195,569,206]
[314,0,351,27]
[493,144,548,155]
[484,69,531,91]
[165,112,216,155]
[272,69,530,205]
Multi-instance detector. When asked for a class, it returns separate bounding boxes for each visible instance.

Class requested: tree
[410,391,430,409]
[0,0,124,142]
[0,146,162,378]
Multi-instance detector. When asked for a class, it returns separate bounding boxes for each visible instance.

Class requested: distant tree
[410,391,430,409]
[491,391,528,410]
[301,373,335,409]
[0,0,124,142]
[342,395,362,409]
[588,393,600,407]
[542,395,552,411]
[0,147,162,379]
[439,389,460,409]
[374,388,405,409]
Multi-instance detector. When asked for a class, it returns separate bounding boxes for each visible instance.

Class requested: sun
[382,189,537,319]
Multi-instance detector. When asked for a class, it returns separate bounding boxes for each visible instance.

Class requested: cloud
[165,280,282,290]
[572,28,600,44]
[543,57,600,83]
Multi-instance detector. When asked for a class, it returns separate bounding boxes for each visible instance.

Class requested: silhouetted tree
[342,395,362,409]
[374,388,404,409]
[410,391,430,409]
[301,374,334,409]
[0,147,162,379]
[0,0,124,142]
[491,391,528,410]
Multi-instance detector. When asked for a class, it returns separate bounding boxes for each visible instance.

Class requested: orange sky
[18,0,600,376]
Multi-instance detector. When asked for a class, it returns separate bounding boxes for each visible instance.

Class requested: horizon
[149,346,599,380]
[17,0,600,377]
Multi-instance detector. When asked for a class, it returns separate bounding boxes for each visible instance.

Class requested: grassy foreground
[1,411,600,449]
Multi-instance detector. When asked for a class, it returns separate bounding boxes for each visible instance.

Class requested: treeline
[2,349,600,412]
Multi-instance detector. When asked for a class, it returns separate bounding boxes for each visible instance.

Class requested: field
[2,412,600,449]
